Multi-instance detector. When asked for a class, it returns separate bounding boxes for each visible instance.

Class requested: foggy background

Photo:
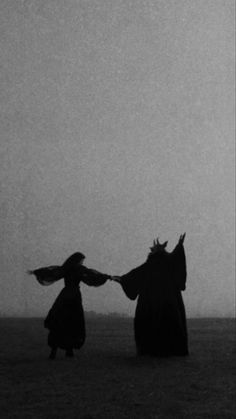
[0,0,234,317]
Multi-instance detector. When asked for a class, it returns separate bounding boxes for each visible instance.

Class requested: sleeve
[81,267,110,287]
[119,263,146,300]
[171,243,187,291]
[30,265,63,286]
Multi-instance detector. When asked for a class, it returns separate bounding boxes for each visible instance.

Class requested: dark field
[0,317,235,419]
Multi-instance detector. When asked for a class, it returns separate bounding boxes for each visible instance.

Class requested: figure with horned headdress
[28,252,110,359]
[112,234,188,357]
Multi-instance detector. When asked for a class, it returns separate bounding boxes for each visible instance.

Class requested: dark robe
[44,266,109,351]
[120,243,188,356]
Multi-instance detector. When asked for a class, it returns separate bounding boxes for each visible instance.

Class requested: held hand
[110,276,121,283]
[178,233,186,245]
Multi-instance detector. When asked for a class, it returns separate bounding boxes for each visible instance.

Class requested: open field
[0,316,235,419]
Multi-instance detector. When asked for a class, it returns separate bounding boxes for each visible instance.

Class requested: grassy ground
[0,316,235,418]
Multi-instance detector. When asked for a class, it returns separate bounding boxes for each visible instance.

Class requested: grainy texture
[0,316,235,418]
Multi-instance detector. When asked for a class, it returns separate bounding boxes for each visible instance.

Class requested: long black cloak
[120,243,188,356]
[43,266,109,351]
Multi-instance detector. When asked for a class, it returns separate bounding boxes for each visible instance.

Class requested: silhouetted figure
[113,234,188,357]
[28,252,110,359]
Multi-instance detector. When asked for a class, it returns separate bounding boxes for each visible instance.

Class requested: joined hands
[110,276,121,283]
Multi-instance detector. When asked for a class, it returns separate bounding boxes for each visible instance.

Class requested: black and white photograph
[0,1,235,418]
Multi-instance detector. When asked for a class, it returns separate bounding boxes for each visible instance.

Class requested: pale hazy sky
[0,0,235,317]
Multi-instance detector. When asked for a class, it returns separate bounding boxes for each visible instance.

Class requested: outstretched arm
[172,233,186,253]
[115,263,146,300]
[81,266,110,287]
[27,265,63,285]
[178,233,186,246]
[172,233,187,291]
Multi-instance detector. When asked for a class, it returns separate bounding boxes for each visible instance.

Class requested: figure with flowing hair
[28,252,110,359]
[112,234,188,357]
